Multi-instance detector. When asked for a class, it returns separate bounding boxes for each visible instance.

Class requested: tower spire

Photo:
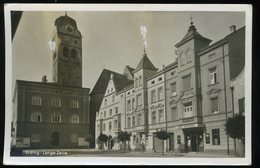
[190,15,193,26]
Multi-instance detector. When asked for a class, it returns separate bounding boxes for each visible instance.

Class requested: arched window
[71,49,78,59]
[70,134,78,143]
[63,47,69,58]
[51,112,61,123]
[70,114,79,123]
[31,112,42,122]
[31,134,40,143]
[31,96,42,105]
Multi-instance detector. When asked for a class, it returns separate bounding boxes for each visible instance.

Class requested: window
[135,77,138,87]
[70,134,78,143]
[32,96,42,106]
[132,98,135,109]
[109,122,112,131]
[70,114,79,123]
[158,77,162,81]
[183,75,191,90]
[71,49,78,59]
[137,94,142,106]
[211,97,219,114]
[184,102,193,118]
[132,116,136,127]
[63,47,69,58]
[158,109,164,123]
[171,107,177,121]
[180,52,185,65]
[171,71,175,76]
[115,107,118,114]
[51,112,61,123]
[104,99,107,106]
[152,111,156,124]
[205,133,210,144]
[51,98,61,107]
[110,109,112,116]
[97,124,100,131]
[170,82,177,96]
[104,111,106,118]
[112,95,115,102]
[186,48,192,63]
[208,53,216,59]
[127,117,131,128]
[31,112,42,122]
[158,87,164,101]
[151,80,155,85]
[103,123,106,131]
[212,129,220,145]
[238,98,245,114]
[209,68,217,85]
[114,120,118,128]
[151,90,156,103]
[111,88,113,92]
[139,76,142,86]
[31,134,40,143]
[70,99,79,109]
[127,99,131,111]
[137,114,142,125]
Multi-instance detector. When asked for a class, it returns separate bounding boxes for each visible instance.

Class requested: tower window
[71,49,78,59]
[63,47,69,58]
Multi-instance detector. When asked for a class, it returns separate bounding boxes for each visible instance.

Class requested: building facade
[12,14,91,149]
[94,21,245,154]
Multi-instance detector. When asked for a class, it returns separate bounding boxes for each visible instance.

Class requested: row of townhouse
[94,22,245,154]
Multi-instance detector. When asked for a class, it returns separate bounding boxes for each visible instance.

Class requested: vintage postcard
[4,4,252,165]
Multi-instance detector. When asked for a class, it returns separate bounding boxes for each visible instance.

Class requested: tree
[118,131,131,152]
[85,134,93,149]
[155,130,170,155]
[225,115,245,141]
[98,133,108,150]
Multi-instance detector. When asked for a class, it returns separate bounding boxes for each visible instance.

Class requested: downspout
[230,86,236,155]
[222,44,230,155]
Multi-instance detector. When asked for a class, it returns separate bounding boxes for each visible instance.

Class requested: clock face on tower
[65,24,74,34]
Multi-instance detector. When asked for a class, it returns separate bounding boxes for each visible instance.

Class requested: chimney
[110,73,114,79]
[229,25,236,33]
[42,75,47,83]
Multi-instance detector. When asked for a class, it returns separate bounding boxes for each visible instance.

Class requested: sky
[12,11,245,91]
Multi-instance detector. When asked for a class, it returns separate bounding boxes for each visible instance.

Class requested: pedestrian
[140,140,145,155]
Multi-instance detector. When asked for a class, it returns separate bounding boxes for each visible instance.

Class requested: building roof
[90,69,133,95]
[175,22,212,48]
[134,53,158,72]
[55,13,77,28]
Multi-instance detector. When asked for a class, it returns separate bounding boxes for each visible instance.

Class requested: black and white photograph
[4,4,252,165]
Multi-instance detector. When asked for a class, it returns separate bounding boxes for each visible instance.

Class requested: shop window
[206,133,210,144]
[212,129,220,145]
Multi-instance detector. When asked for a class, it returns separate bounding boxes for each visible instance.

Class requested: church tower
[51,13,82,87]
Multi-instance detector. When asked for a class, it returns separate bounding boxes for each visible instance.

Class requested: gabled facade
[93,21,245,154]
